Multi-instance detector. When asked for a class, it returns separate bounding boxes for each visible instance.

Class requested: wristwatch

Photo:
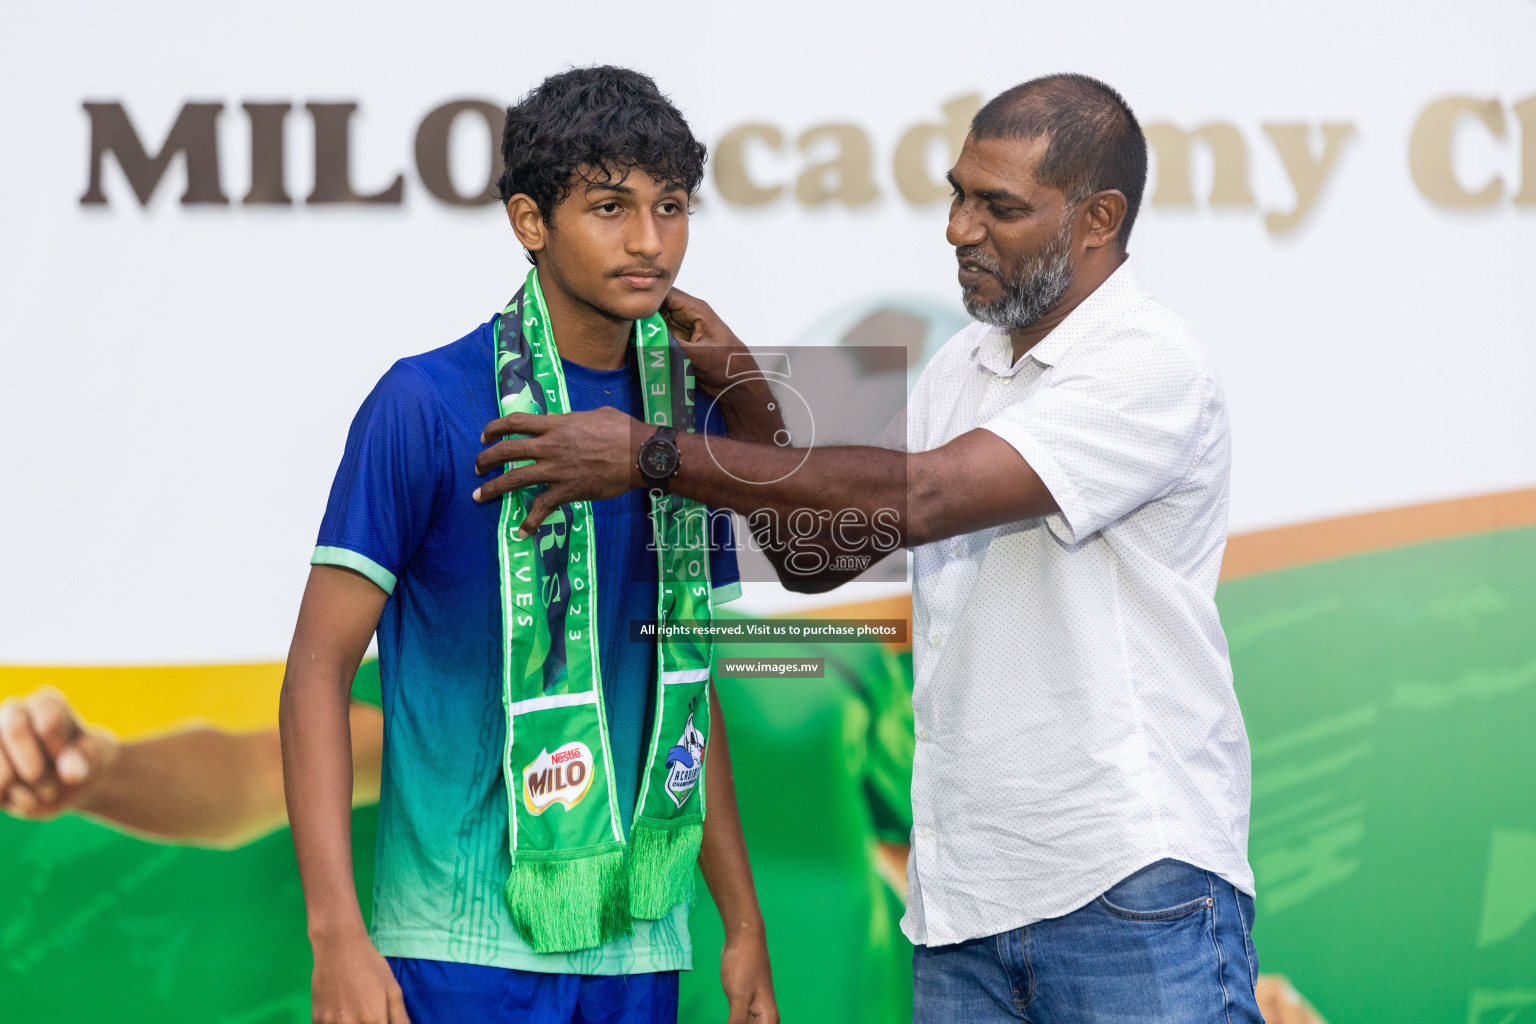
[636,425,681,493]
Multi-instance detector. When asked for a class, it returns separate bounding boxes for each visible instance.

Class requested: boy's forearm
[279,565,389,944]
[697,684,767,943]
[281,665,367,940]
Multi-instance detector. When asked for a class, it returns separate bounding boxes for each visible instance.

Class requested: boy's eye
[597,202,621,214]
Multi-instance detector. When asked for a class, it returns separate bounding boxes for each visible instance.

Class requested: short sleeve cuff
[711,580,742,606]
[979,418,1093,546]
[312,545,398,595]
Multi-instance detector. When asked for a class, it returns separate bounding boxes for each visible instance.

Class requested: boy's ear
[506,195,547,258]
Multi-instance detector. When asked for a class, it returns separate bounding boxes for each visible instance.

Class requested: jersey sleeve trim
[711,580,742,606]
[312,545,399,596]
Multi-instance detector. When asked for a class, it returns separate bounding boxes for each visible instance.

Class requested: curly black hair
[498,66,706,256]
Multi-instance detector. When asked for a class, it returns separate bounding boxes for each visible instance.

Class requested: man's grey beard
[960,213,1076,331]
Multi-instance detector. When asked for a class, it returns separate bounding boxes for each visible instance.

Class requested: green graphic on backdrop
[1217,525,1536,1024]
[2,527,1534,1022]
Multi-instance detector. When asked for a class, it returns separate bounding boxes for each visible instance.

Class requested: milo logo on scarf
[523,742,595,814]
[494,266,716,955]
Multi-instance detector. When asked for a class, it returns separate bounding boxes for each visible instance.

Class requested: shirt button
[951,540,964,557]
[918,826,935,840]
[929,634,943,648]
[918,728,931,742]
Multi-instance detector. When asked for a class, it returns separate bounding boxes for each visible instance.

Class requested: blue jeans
[913,860,1262,1024]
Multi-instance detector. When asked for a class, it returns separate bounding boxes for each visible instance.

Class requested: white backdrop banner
[2,0,1533,662]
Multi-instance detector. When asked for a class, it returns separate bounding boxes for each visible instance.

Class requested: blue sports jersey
[313,315,739,975]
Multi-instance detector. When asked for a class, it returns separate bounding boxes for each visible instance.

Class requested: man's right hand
[662,288,786,446]
[661,287,754,397]
[310,932,412,1024]
[0,687,117,819]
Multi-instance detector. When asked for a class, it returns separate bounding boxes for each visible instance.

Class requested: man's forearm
[673,433,911,545]
[702,381,867,591]
[670,427,1056,551]
[709,378,786,447]
[477,409,1056,557]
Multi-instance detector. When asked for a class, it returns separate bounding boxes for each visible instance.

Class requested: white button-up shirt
[901,261,1253,947]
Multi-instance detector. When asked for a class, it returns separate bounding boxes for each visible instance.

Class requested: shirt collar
[970,259,1145,377]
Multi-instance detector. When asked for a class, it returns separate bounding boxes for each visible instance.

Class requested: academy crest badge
[663,713,706,808]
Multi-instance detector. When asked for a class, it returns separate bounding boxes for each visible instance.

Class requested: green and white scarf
[494,267,715,954]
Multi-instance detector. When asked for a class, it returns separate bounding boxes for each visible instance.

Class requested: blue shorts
[913,859,1262,1024]
[387,958,679,1024]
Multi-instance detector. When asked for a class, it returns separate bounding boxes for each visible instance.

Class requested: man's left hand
[720,932,778,1024]
[474,408,642,536]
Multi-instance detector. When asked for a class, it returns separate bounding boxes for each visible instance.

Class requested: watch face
[643,446,671,475]
[641,438,679,478]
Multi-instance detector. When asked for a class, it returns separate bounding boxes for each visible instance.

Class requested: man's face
[532,166,690,321]
[946,134,1079,331]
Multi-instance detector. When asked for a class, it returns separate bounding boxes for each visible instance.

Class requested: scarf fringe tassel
[627,819,703,919]
[504,848,630,953]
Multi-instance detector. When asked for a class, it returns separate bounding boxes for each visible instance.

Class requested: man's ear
[506,195,548,258]
[1081,190,1128,251]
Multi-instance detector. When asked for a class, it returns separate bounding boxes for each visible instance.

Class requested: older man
[477,73,1261,1023]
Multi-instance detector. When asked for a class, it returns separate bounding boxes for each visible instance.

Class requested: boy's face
[510,165,690,322]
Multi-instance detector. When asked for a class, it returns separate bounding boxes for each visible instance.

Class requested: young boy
[279,67,777,1024]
